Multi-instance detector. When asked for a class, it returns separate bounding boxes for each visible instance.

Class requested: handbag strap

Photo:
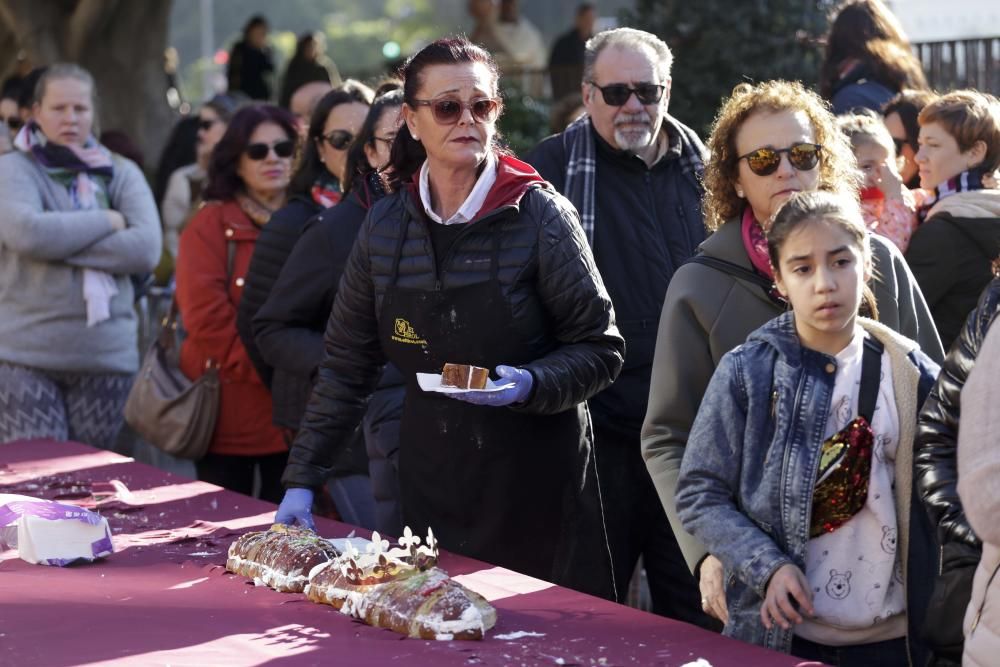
[158,239,236,351]
[686,254,787,308]
[858,336,884,424]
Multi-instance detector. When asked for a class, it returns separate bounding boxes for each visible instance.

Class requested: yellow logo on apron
[391,318,427,345]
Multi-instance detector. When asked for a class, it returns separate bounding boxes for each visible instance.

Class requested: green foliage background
[621,0,837,136]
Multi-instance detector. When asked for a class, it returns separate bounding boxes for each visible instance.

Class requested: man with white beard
[526,28,710,627]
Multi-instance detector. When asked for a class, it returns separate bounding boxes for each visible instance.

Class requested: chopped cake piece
[440,363,489,390]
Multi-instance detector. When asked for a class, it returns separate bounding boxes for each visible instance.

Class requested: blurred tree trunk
[0,0,175,172]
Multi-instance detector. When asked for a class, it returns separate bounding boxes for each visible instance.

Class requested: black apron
[378,212,614,597]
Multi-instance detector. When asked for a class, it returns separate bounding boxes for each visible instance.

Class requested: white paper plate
[416,372,515,394]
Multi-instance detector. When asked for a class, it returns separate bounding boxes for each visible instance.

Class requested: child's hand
[698,555,730,623]
[877,161,905,201]
[761,563,814,630]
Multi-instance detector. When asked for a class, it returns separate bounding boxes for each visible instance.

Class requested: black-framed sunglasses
[3,116,23,131]
[410,97,500,125]
[322,129,354,150]
[738,143,823,176]
[244,140,295,161]
[587,81,665,106]
[197,118,220,132]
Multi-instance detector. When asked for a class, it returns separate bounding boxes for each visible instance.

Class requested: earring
[736,187,744,198]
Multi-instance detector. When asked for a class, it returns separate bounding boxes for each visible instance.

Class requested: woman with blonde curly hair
[641,79,942,631]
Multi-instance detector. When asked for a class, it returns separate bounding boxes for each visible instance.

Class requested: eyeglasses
[197,118,219,131]
[587,81,665,106]
[2,116,23,131]
[410,97,500,125]
[244,140,295,160]
[373,134,396,146]
[891,137,907,156]
[738,143,823,176]
[321,129,354,150]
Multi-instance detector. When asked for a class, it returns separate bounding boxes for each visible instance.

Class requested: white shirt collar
[418,152,498,225]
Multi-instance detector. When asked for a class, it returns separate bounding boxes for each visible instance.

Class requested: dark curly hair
[203,104,297,201]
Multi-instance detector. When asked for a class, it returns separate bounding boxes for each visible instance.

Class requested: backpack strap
[858,336,884,424]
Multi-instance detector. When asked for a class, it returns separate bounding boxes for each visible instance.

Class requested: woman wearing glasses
[253,85,405,533]
[175,104,297,500]
[237,82,371,402]
[161,94,241,262]
[641,80,942,626]
[275,38,622,597]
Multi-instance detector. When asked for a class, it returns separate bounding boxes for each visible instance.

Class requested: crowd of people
[1,1,999,665]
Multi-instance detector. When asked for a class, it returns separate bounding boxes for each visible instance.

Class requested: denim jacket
[676,312,939,659]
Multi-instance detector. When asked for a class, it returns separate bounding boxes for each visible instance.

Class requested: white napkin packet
[416,373,515,394]
[0,493,114,566]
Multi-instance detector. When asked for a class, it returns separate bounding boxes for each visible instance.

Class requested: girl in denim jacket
[676,190,940,666]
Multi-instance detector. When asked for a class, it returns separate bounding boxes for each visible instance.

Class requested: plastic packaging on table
[0,493,114,566]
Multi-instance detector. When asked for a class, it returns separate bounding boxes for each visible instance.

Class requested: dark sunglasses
[3,116,23,131]
[410,97,500,125]
[588,81,665,106]
[738,143,823,176]
[244,140,295,161]
[322,129,354,150]
[197,118,219,131]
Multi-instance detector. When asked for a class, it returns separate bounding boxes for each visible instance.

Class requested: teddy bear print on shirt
[826,569,853,600]
[881,526,897,554]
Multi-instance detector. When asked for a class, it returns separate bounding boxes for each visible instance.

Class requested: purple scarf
[14,121,113,180]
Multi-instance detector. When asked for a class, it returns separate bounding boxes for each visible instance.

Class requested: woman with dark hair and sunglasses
[883,89,938,190]
[160,94,242,263]
[274,37,623,598]
[174,103,297,500]
[236,81,372,397]
[641,79,943,629]
[254,85,405,533]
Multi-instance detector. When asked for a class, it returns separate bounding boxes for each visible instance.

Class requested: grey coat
[642,216,944,573]
[0,150,161,374]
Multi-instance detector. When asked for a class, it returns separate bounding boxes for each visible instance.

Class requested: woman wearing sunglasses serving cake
[641,80,943,626]
[174,104,298,500]
[275,38,623,598]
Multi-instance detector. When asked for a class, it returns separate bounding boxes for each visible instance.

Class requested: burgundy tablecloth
[0,439,813,667]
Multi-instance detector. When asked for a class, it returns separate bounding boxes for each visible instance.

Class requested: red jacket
[176,200,286,457]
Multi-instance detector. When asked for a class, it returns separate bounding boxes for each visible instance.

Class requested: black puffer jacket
[283,164,624,489]
[916,277,1000,548]
[254,181,395,481]
[236,196,321,396]
[905,190,1000,349]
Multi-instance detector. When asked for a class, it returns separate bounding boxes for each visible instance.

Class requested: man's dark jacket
[525,118,706,440]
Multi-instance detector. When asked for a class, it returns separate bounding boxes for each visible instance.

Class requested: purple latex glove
[275,488,316,531]
[447,365,533,407]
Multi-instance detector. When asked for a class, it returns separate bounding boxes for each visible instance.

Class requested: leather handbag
[124,239,233,460]
[124,299,219,460]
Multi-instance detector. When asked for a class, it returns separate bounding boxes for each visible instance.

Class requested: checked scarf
[560,113,706,245]
[918,168,989,222]
[14,122,119,327]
